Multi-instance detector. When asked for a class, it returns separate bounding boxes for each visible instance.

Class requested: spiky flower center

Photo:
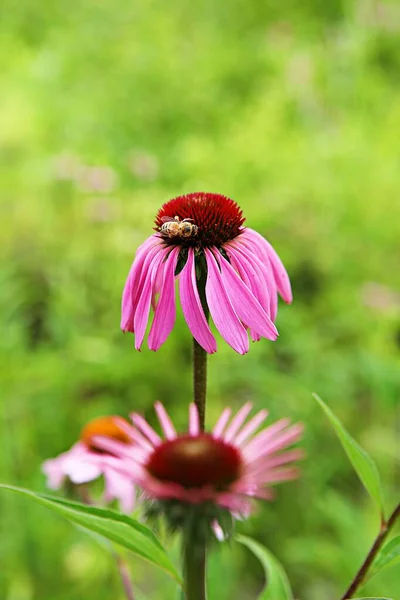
[81,416,131,453]
[155,192,245,247]
[146,434,242,489]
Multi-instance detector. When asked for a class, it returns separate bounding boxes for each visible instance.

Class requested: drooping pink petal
[230,480,274,499]
[211,520,226,541]
[179,248,217,353]
[121,237,164,331]
[92,436,147,462]
[148,247,179,351]
[135,234,163,258]
[154,402,177,440]
[227,242,278,322]
[189,403,200,436]
[215,492,252,515]
[216,251,278,341]
[243,228,292,303]
[204,249,249,354]
[134,248,169,350]
[103,468,136,513]
[227,250,263,341]
[227,245,270,315]
[42,457,68,489]
[63,456,103,484]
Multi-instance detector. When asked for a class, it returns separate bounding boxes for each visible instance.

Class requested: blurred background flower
[42,415,136,513]
[1,1,399,599]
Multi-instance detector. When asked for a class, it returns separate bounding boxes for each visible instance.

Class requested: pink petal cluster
[121,226,292,355]
[42,419,136,514]
[96,402,303,517]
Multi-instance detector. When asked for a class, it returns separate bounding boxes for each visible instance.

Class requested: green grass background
[0,0,399,598]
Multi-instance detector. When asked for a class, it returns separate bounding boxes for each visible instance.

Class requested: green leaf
[236,534,294,600]
[0,484,182,585]
[369,536,400,580]
[352,597,394,599]
[313,394,385,515]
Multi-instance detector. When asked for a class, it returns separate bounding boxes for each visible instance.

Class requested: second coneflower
[121,192,292,354]
[94,402,303,521]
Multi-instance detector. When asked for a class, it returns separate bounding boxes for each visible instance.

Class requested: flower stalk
[183,536,207,600]
[341,502,400,599]
[189,275,208,597]
[193,338,208,432]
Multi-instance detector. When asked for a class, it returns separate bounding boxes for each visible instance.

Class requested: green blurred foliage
[1,0,399,598]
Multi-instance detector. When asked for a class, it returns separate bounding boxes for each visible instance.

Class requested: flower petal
[121,236,163,331]
[134,247,168,350]
[223,402,253,442]
[243,228,292,303]
[233,409,269,446]
[228,242,278,322]
[148,247,179,351]
[129,413,161,446]
[217,251,278,341]
[63,457,102,484]
[227,249,264,341]
[212,407,232,438]
[204,249,249,354]
[154,402,177,440]
[189,403,200,436]
[179,248,217,353]
[103,468,135,513]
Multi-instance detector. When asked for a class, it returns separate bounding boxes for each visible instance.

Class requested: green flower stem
[193,338,208,432]
[189,339,208,599]
[341,502,400,599]
[183,536,207,600]
[187,272,209,599]
[193,267,209,432]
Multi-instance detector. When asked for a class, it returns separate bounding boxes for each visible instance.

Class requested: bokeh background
[1,0,399,598]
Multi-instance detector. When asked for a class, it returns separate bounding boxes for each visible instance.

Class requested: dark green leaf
[0,484,181,584]
[369,536,400,579]
[313,394,384,514]
[236,534,294,600]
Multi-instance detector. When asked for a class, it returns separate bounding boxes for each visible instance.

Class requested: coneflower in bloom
[42,416,136,513]
[121,192,292,354]
[95,402,303,521]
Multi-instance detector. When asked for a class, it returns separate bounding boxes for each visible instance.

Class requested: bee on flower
[121,192,292,354]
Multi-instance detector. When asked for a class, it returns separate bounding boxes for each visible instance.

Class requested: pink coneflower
[42,416,136,514]
[96,402,303,518]
[121,192,292,354]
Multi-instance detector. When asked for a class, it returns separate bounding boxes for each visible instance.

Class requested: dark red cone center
[155,192,245,247]
[81,416,131,453]
[146,434,242,489]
